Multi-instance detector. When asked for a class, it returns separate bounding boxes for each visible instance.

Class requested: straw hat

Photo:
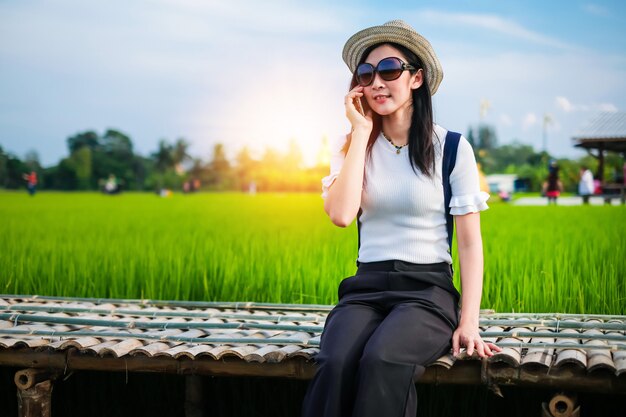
[342,20,443,95]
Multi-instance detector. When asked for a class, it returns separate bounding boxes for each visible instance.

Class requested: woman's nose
[370,72,385,89]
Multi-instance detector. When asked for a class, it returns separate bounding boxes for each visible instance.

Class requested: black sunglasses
[355,57,417,87]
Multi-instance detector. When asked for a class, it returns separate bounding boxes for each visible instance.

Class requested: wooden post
[185,374,204,417]
[15,368,55,417]
[597,144,605,183]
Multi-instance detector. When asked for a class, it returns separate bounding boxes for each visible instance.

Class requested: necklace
[381,131,408,154]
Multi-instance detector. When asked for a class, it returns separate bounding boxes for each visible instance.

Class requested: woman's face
[361,44,423,117]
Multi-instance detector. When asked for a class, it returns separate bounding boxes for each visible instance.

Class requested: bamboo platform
[1,294,625,399]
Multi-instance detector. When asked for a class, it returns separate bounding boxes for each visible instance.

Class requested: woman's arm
[451,212,501,357]
[324,87,372,227]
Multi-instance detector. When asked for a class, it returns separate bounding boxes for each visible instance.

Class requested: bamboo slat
[490,326,530,367]
[606,319,626,376]
[81,340,118,354]
[265,345,302,363]
[610,340,626,376]
[520,327,554,368]
[100,339,144,357]
[245,344,281,362]
[131,341,180,356]
[430,353,456,369]
[583,320,616,373]
[289,347,320,359]
[0,320,13,329]
[0,312,326,333]
[54,336,102,350]
[480,326,501,345]
[171,344,214,360]
[0,337,51,349]
[479,319,626,331]
[554,326,586,368]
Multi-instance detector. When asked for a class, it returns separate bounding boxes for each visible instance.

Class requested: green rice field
[1,191,624,315]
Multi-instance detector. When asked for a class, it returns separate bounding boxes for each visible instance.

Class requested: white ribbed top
[321,124,489,264]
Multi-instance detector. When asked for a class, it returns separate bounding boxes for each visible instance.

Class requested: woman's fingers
[483,342,493,357]
[488,342,502,353]
[451,332,460,357]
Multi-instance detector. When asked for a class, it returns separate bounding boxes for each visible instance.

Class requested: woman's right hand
[345,86,372,134]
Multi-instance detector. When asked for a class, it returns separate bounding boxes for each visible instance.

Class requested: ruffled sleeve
[449,136,490,215]
[321,136,347,199]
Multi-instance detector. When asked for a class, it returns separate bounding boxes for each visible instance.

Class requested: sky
[1,0,625,167]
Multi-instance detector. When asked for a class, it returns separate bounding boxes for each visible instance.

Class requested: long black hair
[342,42,436,178]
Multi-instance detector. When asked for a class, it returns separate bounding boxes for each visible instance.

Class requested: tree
[466,127,476,148]
[234,146,257,191]
[0,146,8,188]
[489,142,542,173]
[70,146,92,190]
[24,150,42,171]
[172,138,191,174]
[477,125,497,151]
[67,131,99,154]
[152,140,174,173]
[102,129,133,157]
[207,143,231,190]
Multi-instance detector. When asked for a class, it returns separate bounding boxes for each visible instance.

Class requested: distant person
[542,164,563,205]
[104,174,119,194]
[498,189,511,202]
[248,180,256,195]
[22,171,37,196]
[578,165,594,205]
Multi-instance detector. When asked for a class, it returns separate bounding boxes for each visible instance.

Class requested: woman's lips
[373,94,389,103]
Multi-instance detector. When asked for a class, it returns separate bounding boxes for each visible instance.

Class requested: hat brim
[342,22,443,95]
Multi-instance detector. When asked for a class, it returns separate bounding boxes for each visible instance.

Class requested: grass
[0,191,624,314]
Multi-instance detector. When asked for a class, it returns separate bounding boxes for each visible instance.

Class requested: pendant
[396,149,401,154]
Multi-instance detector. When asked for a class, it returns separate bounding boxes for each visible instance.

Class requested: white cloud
[597,103,619,112]
[499,114,512,127]
[522,113,537,130]
[556,97,574,112]
[555,96,618,113]
[415,10,573,49]
[582,3,610,17]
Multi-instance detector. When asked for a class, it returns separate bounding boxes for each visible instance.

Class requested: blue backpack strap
[442,131,461,254]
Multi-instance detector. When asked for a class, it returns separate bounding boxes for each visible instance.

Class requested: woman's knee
[358,343,396,370]
[316,345,361,373]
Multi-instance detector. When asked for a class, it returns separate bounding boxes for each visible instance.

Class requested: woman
[578,165,594,204]
[543,161,563,205]
[301,20,500,417]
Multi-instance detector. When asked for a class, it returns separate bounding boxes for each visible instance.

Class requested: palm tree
[172,138,191,175]
[152,140,174,173]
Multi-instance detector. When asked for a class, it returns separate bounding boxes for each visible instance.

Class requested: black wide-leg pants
[301,260,460,417]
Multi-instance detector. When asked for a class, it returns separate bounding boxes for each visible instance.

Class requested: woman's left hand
[452,322,502,358]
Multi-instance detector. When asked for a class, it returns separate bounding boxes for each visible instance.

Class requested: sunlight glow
[210,62,348,167]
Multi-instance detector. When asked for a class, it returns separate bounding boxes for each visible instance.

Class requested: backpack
[442,130,461,255]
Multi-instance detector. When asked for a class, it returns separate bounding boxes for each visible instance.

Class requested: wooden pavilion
[572,112,626,202]
[0,295,625,416]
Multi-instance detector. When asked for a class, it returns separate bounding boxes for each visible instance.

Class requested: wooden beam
[0,348,624,394]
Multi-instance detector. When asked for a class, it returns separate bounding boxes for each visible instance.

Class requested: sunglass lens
[356,64,374,86]
[378,58,403,81]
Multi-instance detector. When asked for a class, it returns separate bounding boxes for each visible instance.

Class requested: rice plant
[1,191,624,314]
